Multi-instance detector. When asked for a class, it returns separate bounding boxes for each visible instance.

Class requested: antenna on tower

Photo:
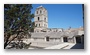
[40,5,43,7]
[37,5,43,8]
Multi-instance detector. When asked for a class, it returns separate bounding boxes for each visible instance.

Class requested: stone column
[45,37,46,42]
[61,37,63,43]
[74,37,76,44]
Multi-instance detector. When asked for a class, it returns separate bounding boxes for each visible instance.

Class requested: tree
[4,4,34,49]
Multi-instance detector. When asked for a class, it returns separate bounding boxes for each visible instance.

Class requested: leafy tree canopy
[4,4,34,49]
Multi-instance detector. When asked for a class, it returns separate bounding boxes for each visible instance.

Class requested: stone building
[34,5,48,32]
[31,5,84,44]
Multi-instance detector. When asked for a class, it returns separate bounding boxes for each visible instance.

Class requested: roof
[36,5,47,10]
[31,31,79,38]
[31,32,47,38]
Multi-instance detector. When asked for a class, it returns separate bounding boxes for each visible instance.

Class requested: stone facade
[32,5,84,44]
[34,5,48,32]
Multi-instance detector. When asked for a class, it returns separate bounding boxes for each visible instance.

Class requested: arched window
[45,18,46,21]
[38,17,39,21]
[37,11,38,14]
[39,24,40,27]
[40,10,42,14]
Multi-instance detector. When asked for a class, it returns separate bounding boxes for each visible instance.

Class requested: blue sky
[31,4,83,29]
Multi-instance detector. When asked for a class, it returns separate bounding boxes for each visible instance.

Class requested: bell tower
[34,5,48,32]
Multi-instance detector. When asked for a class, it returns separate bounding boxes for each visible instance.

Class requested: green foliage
[4,4,34,34]
[4,4,35,48]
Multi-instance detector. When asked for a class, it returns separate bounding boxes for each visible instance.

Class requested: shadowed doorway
[46,37,49,41]
[63,37,68,42]
[76,37,81,43]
